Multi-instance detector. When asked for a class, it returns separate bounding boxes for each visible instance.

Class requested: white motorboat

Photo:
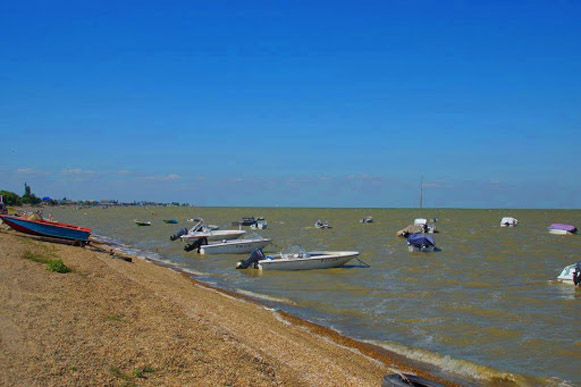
[413,218,437,233]
[236,244,359,271]
[360,216,373,223]
[314,219,331,229]
[500,217,518,227]
[250,217,268,230]
[173,219,246,242]
[557,262,581,285]
[185,233,272,255]
[547,223,577,235]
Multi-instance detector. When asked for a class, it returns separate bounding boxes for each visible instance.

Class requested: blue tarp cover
[407,234,436,247]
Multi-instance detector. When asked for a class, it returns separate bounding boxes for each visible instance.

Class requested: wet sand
[0,229,454,386]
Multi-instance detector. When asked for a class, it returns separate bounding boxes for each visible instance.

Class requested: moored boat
[250,217,268,230]
[406,234,436,252]
[557,262,581,285]
[179,218,246,241]
[185,233,272,254]
[500,217,518,227]
[314,219,331,229]
[134,220,151,226]
[163,219,178,224]
[0,214,91,244]
[360,216,373,223]
[236,244,359,271]
[547,223,577,235]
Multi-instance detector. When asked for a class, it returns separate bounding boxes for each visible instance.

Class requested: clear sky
[1,1,579,208]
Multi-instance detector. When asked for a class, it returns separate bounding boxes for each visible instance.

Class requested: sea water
[50,206,581,385]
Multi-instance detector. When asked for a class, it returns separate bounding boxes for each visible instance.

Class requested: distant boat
[185,233,272,254]
[250,217,268,230]
[547,223,577,235]
[0,214,91,244]
[134,220,151,226]
[163,219,178,224]
[314,219,332,229]
[359,216,373,223]
[236,244,359,271]
[406,234,436,252]
[232,217,259,227]
[557,262,581,285]
[500,217,518,227]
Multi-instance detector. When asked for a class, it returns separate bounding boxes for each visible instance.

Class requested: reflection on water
[52,206,581,385]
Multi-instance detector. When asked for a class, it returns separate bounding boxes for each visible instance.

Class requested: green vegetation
[22,249,71,273]
[133,366,155,379]
[45,259,71,273]
[105,314,125,322]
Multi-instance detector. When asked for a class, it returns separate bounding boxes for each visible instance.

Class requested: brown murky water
[52,206,581,385]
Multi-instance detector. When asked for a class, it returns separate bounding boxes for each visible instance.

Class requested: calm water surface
[51,207,581,385]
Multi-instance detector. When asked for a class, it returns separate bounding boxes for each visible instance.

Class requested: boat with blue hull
[0,215,91,244]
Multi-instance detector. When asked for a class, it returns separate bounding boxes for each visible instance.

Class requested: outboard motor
[574,267,581,286]
[236,248,265,269]
[170,228,188,241]
[184,237,208,253]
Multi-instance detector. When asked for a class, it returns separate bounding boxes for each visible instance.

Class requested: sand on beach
[0,229,453,386]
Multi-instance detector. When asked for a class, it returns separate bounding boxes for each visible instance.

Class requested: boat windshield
[280,244,310,259]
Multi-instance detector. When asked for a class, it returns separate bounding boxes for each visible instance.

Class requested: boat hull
[200,238,272,255]
[258,251,359,270]
[181,229,246,241]
[0,215,91,242]
[548,229,574,235]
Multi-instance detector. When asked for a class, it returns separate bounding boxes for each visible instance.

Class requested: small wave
[235,289,297,305]
[367,339,532,384]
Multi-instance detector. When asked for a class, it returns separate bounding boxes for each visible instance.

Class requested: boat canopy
[547,223,577,232]
[407,234,436,248]
[280,244,310,259]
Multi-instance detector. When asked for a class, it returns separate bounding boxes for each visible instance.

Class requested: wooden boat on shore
[184,233,272,254]
[236,244,359,271]
[0,214,91,244]
[547,223,577,235]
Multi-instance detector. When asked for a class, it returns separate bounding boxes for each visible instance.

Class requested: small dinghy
[134,220,151,226]
[500,217,518,227]
[185,233,272,255]
[163,219,178,224]
[547,223,577,235]
[557,262,581,286]
[406,234,436,252]
[236,244,359,271]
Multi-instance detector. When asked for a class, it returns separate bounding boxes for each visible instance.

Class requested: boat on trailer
[0,214,91,245]
[184,233,272,254]
[236,244,359,271]
[547,223,577,235]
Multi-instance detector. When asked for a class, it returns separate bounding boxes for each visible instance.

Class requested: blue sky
[1,1,579,208]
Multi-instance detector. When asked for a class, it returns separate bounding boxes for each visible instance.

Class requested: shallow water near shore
[50,206,581,385]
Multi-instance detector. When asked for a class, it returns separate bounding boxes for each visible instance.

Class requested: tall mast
[419,176,423,217]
